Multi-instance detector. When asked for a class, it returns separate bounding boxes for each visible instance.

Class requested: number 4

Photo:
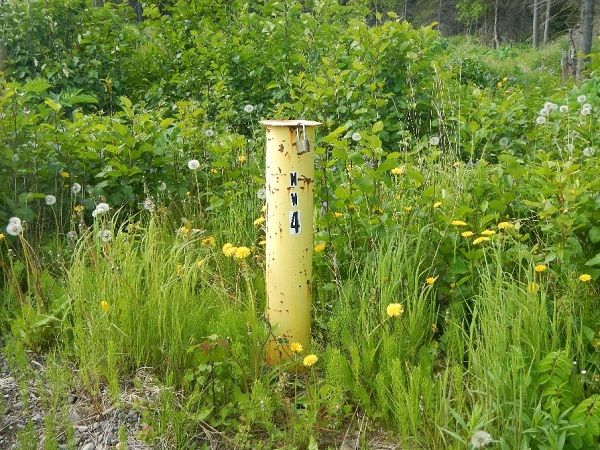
[289,211,301,235]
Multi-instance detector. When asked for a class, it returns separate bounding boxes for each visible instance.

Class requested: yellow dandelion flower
[201,236,216,247]
[179,226,191,235]
[238,155,247,163]
[579,274,592,282]
[461,231,474,238]
[100,300,109,312]
[222,243,237,257]
[534,264,547,273]
[480,229,496,237]
[0,233,4,241]
[528,282,539,293]
[196,259,206,268]
[334,212,343,218]
[452,161,461,168]
[234,246,251,259]
[403,206,412,212]
[289,342,303,354]
[261,205,267,213]
[426,276,437,286]
[258,240,266,246]
[386,303,404,318]
[176,264,185,276]
[73,205,84,213]
[391,167,404,175]
[497,221,513,230]
[59,171,70,178]
[253,217,265,226]
[431,323,438,333]
[303,354,318,367]
[314,242,326,253]
[373,207,383,215]
[433,201,442,208]
[451,220,468,227]
[472,236,491,245]
[210,168,218,175]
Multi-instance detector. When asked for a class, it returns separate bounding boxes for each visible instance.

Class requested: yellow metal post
[260,119,321,364]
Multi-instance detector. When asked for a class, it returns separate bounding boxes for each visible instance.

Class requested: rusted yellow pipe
[260,119,321,364]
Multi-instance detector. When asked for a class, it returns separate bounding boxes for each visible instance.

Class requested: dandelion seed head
[470,430,493,449]
[351,132,362,142]
[98,229,112,242]
[256,188,266,200]
[581,107,591,116]
[244,104,255,113]
[566,143,575,152]
[66,231,77,240]
[544,102,557,111]
[45,194,56,206]
[583,103,592,110]
[583,147,595,157]
[559,105,569,113]
[158,181,167,191]
[9,217,21,225]
[143,198,155,211]
[6,222,23,236]
[429,136,440,146]
[71,183,82,194]
[187,159,200,170]
[536,116,547,125]
[539,108,549,117]
[499,137,509,148]
[577,95,587,103]
[204,128,215,137]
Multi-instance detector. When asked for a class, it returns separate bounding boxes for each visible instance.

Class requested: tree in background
[577,0,596,77]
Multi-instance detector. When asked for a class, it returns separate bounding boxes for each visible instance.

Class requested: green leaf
[372,120,384,134]
[589,226,600,244]
[585,253,600,266]
[44,98,62,112]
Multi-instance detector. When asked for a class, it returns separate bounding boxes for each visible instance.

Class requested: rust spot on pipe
[278,144,284,152]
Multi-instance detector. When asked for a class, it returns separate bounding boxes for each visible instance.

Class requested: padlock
[296,124,310,155]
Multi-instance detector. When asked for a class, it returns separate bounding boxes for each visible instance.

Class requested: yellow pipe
[260,119,321,364]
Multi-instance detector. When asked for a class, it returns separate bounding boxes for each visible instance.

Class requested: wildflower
[581,107,591,116]
[143,198,155,211]
[314,242,326,253]
[583,103,592,110]
[158,181,167,191]
[8,217,21,225]
[6,222,22,236]
[497,221,513,230]
[196,259,206,268]
[451,220,468,227]
[404,206,412,212]
[201,236,216,247]
[176,264,185,276]
[351,132,362,142]
[74,205,84,213]
[179,226,190,235]
[544,102,557,111]
[534,264,547,273]
[234,246,251,259]
[187,159,200,170]
[433,201,442,208]
[100,300,109,312]
[559,105,569,113]
[59,171,70,178]
[303,354,318,367]
[391,166,404,175]
[244,104,255,113]
[289,342,303,354]
[539,108,549,117]
[426,276,437,286]
[238,155,247,163]
[210,168,218,174]
[577,95,587,103]
[386,303,404,318]
[258,240,266,246]
[334,212,343,218]
[461,231,474,238]
[0,233,4,241]
[98,230,112,242]
[536,116,547,125]
[204,128,215,137]
[480,229,496,237]
[528,282,539,293]
[71,183,82,194]
[470,430,493,449]
[45,195,56,206]
[452,161,461,168]
[222,243,237,257]
[499,137,509,148]
[66,231,77,240]
[579,273,592,282]
[431,323,438,333]
[95,203,110,215]
[472,236,491,245]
